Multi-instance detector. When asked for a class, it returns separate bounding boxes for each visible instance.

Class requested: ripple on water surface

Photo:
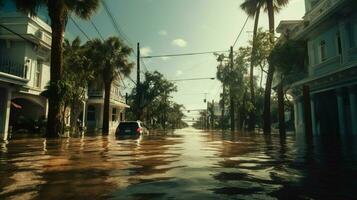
[1,128,357,200]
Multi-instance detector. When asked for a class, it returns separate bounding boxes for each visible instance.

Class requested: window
[34,60,42,88]
[112,108,117,121]
[87,106,96,121]
[320,40,327,62]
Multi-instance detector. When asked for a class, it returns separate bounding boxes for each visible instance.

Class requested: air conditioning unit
[35,30,43,39]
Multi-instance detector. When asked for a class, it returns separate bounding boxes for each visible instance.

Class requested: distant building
[276,0,357,135]
[86,80,129,132]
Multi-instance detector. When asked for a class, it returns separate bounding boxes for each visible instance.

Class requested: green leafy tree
[63,37,94,132]
[240,0,290,132]
[85,37,134,134]
[12,0,100,137]
[127,71,180,130]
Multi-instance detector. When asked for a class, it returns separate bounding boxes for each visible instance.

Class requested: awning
[11,101,22,109]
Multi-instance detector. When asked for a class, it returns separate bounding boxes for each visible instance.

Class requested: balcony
[0,58,27,78]
[88,89,124,103]
[312,55,342,76]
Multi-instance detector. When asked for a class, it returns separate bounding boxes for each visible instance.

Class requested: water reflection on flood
[1,128,357,200]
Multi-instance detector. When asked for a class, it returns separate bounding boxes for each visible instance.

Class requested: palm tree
[85,37,134,134]
[240,0,262,131]
[12,0,100,137]
[240,0,290,134]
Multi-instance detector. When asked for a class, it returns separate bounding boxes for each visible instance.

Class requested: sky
[65,0,306,120]
[35,0,306,120]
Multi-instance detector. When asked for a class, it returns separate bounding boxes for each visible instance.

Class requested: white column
[44,99,49,119]
[293,100,299,133]
[0,89,12,140]
[337,89,346,135]
[82,101,86,128]
[349,86,357,135]
[310,94,318,135]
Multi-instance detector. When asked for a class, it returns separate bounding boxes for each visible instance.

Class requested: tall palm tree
[263,0,290,134]
[86,37,134,134]
[241,0,262,131]
[240,0,290,134]
[12,0,100,137]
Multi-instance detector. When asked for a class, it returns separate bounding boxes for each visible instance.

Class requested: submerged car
[115,121,149,136]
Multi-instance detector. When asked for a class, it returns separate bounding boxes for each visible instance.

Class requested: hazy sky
[66,0,305,119]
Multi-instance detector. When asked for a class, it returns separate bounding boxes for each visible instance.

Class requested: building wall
[306,13,357,77]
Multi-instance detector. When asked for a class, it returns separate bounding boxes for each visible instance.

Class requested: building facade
[0,10,51,140]
[86,81,129,132]
[0,2,129,139]
[277,0,357,135]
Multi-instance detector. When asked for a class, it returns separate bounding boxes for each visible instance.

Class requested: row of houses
[276,0,357,136]
[0,9,129,140]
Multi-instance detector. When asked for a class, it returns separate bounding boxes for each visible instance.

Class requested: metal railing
[0,57,27,78]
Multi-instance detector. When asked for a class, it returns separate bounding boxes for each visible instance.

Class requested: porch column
[0,88,12,140]
[44,99,49,119]
[82,101,86,128]
[293,99,299,133]
[310,94,318,135]
[336,88,346,135]
[349,86,357,135]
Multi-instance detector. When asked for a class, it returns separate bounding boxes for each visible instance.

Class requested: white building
[0,11,51,140]
[86,80,129,132]
[0,9,130,139]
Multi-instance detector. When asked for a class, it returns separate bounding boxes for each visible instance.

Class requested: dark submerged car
[115,121,148,138]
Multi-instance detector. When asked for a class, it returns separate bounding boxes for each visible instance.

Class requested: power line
[0,23,35,44]
[169,77,215,82]
[232,15,249,48]
[140,57,149,72]
[69,16,90,41]
[101,0,134,48]
[141,50,229,59]
[90,19,104,41]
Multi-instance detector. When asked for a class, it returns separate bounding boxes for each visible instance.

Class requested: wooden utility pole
[229,46,235,132]
[136,43,141,120]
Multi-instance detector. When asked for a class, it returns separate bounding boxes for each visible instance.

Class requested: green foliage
[269,40,307,76]
[126,71,186,130]
[84,37,134,84]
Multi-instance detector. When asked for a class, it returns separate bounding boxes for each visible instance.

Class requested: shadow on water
[1,128,357,199]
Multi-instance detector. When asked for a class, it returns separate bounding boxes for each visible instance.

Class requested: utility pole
[136,43,141,120]
[229,46,235,132]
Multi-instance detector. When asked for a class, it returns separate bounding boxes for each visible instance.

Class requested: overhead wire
[232,15,249,48]
[141,50,229,59]
[69,15,90,41]
[90,19,104,41]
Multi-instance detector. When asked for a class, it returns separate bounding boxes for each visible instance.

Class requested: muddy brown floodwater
[1,127,357,200]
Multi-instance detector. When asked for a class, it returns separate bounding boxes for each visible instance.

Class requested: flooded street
[1,128,357,200]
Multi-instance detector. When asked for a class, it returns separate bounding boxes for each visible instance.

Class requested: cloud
[171,38,187,48]
[176,70,183,76]
[161,56,170,61]
[140,46,152,56]
[159,30,168,36]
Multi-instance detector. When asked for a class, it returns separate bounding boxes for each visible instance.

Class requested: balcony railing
[0,58,27,78]
[88,89,125,103]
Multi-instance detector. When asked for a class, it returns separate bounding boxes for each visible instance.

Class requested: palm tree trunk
[230,86,235,132]
[102,82,111,134]
[46,1,65,138]
[221,84,225,130]
[248,7,261,131]
[263,0,275,134]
